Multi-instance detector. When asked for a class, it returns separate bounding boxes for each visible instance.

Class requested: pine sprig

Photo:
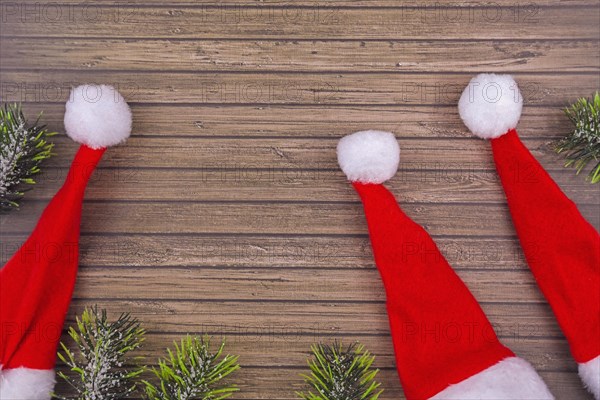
[143,335,240,400]
[297,341,383,400]
[0,103,56,210]
[56,307,146,400]
[556,92,600,183]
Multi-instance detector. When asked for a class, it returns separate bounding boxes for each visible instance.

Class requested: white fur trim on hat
[458,73,523,139]
[431,357,554,399]
[0,367,55,400]
[64,84,132,149]
[579,356,600,399]
[336,130,400,184]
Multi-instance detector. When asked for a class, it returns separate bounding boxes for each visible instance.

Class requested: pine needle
[0,103,55,210]
[297,341,383,400]
[55,306,146,400]
[143,335,240,400]
[556,92,600,183]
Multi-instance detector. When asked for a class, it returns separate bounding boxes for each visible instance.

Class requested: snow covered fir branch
[556,92,600,183]
[297,341,383,400]
[55,308,386,399]
[56,307,146,400]
[142,336,240,400]
[0,103,55,210]
[55,307,240,400]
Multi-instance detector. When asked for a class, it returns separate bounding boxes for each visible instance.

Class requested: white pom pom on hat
[458,73,523,139]
[337,130,400,184]
[64,84,132,149]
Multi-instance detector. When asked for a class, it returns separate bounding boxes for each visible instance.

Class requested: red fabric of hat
[459,73,600,399]
[337,130,554,399]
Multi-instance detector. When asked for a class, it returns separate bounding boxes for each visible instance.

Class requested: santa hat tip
[337,130,400,184]
[64,84,132,149]
[458,73,522,139]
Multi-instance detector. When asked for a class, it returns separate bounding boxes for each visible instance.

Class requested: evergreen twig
[143,335,240,400]
[0,103,55,210]
[55,306,146,400]
[556,92,600,183]
[297,341,383,400]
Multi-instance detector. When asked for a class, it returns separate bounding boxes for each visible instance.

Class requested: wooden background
[1,0,599,398]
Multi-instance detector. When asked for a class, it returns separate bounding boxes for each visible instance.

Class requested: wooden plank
[2,71,598,105]
[7,0,594,6]
[55,267,552,303]
[15,104,576,139]
[63,299,565,338]
[17,165,599,204]
[12,137,579,170]
[3,199,598,236]
[59,233,600,271]
[2,38,598,73]
[0,234,558,271]
[1,6,598,40]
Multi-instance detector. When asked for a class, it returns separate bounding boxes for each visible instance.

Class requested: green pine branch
[297,341,383,400]
[0,103,56,210]
[55,307,146,400]
[143,335,240,400]
[556,92,600,183]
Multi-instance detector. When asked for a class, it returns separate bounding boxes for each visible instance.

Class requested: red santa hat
[337,130,554,399]
[0,84,132,399]
[458,73,600,399]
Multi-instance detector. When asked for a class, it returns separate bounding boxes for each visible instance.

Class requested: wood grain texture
[2,38,599,73]
[1,136,570,169]
[4,199,599,236]
[1,0,598,398]
[17,165,600,204]
[2,71,599,105]
[6,0,595,6]
[2,5,598,39]
[62,300,564,338]
[0,234,574,273]
[12,104,579,138]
